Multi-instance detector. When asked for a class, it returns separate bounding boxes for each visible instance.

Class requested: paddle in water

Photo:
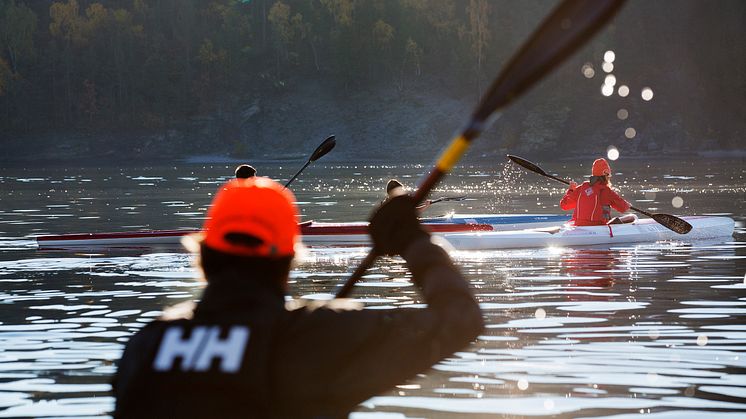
[337,0,627,298]
[284,135,336,188]
[506,154,693,234]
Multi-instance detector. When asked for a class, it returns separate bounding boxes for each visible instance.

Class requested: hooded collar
[194,269,286,319]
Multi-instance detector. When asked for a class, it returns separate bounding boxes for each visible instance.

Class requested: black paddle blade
[310,135,336,162]
[651,213,693,235]
[507,154,548,177]
[473,0,625,124]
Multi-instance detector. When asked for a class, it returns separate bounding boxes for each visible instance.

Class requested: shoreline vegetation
[1,0,744,165]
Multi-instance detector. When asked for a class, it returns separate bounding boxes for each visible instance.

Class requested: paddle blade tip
[653,214,693,234]
[507,154,547,176]
[310,136,337,161]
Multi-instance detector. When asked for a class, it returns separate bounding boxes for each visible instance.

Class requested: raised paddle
[506,154,693,234]
[336,0,626,298]
[284,135,336,188]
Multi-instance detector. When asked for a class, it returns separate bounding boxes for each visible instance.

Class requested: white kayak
[36,213,570,249]
[442,216,735,250]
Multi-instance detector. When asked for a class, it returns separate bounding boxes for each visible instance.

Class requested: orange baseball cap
[201,178,299,257]
[592,158,611,176]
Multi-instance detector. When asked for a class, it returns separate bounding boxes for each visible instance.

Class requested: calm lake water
[0,159,744,418]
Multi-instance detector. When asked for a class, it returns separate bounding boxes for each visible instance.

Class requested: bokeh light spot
[696,334,708,346]
[601,84,614,96]
[582,63,595,78]
[607,146,620,161]
[604,74,617,87]
[602,61,614,73]
[535,308,546,320]
[617,109,629,120]
[604,50,616,63]
[518,379,529,390]
[625,127,636,139]
[618,85,629,97]
[672,196,684,208]
[642,87,654,101]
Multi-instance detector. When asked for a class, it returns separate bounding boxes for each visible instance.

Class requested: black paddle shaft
[336,0,626,299]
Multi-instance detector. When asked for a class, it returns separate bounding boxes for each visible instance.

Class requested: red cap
[202,178,299,257]
[592,158,611,176]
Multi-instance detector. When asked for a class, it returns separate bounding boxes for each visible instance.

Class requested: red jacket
[560,181,630,226]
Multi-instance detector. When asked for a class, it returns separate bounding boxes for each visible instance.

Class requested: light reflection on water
[0,160,744,417]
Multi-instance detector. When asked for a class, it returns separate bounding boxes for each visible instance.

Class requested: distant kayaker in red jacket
[560,158,631,226]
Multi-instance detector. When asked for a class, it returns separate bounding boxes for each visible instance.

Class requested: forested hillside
[1,0,744,162]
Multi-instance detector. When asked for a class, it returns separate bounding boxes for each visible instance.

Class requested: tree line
[0,0,511,135]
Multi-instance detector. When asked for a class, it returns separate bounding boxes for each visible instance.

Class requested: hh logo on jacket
[153,326,250,373]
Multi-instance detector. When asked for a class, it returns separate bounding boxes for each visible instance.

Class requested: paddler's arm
[560,181,579,210]
[338,195,482,409]
[402,235,483,341]
[334,196,482,405]
[270,196,482,417]
[608,187,631,213]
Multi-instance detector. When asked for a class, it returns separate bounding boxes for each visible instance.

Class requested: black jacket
[113,237,483,418]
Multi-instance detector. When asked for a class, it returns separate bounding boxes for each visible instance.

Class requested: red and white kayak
[35,215,732,250]
[35,213,569,249]
[35,222,490,249]
[442,216,735,250]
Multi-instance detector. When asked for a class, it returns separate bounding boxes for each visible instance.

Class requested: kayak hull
[443,216,735,250]
[35,214,568,249]
[35,215,733,250]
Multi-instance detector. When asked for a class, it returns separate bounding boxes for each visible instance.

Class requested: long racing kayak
[35,214,732,250]
[35,213,570,249]
[442,216,735,250]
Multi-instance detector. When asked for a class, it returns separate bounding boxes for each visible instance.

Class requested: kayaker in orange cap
[385,178,432,211]
[560,158,631,226]
[113,177,482,418]
[234,164,256,179]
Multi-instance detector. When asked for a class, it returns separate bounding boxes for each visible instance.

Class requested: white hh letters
[153,326,250,373]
